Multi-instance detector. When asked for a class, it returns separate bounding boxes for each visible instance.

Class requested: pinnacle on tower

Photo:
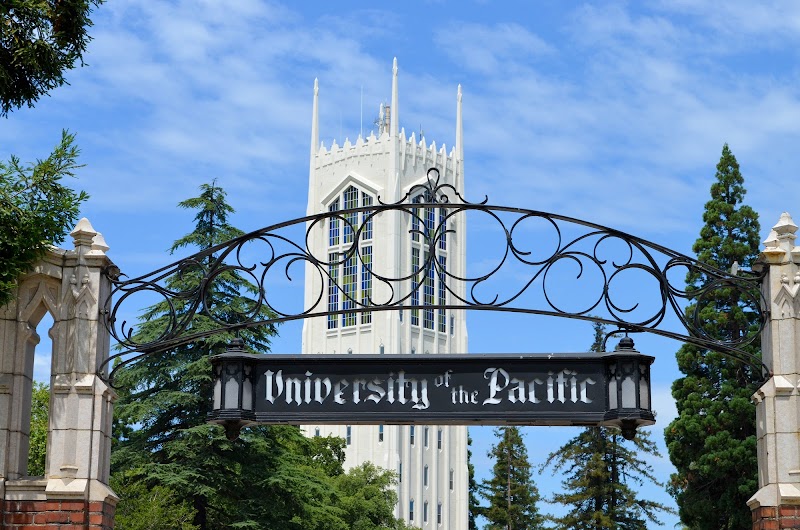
[310,78,319,157]
[391,57,399,138]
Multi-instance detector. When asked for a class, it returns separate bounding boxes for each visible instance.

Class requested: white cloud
[435,22,554,75]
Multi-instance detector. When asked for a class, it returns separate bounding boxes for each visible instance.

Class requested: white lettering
[284,376,303,406]
[366,378,386,403]
[314,376,332,404]
[580,377,596,404]
[334,379,349,404]
[483,368,509,405]
[265,369,283,404]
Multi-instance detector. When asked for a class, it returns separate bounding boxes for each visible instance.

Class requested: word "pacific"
[483,368,596,405]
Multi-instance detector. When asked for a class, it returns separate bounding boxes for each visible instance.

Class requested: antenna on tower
[375,102,390,135]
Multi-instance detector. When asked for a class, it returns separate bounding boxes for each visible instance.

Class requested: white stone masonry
[749,212,800,509]
[0,218,117,505]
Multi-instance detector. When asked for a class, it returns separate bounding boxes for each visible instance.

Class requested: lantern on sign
[209,338,256,441]
[602,336,655,440]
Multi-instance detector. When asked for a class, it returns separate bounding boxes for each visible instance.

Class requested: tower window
[424,501,429,523]
[424,251,435,329]
[409,500,415,522]
[411,195,422,241]
[426,203,436,241]
[438,255,447,332]
[342,256,357,327]
[411,248,420,326]
[329,199,340,246]
[343,186,358,244]
[399,461,403,483]
[449,469,454,490]
[437,428,443,450]
[327,253,339,329]
[362,192,373,240]
[423,465,429,487]
[346,425,352,445]
[410,425,415,446]
[326,186,375,329]
[439,207,447,250]
[437,502,442,525]
[424,427,429,448]
[314,427,320,437]
[410,193,448,334]
[361,246,372,324]
[378,424,384,442]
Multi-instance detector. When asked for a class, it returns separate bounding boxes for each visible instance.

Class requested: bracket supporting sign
[208,339,655,441]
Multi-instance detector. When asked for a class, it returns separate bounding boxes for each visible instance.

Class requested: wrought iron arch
[101,168,768,383]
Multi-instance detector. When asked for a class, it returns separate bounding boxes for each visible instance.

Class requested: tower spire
[455,84,463,162]
[311,78,319,157]
[391,57,399,138]
[455,84,463,191]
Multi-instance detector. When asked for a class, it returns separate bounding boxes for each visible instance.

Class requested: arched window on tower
[326,185,374,329]
[409,191,448,331]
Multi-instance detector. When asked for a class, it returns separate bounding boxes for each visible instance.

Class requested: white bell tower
[302,58,468,529]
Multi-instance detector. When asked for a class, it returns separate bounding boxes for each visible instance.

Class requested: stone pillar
[749,212,800,529]
[0,218,117,529]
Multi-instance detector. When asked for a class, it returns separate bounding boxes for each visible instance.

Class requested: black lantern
[602,336,655,440]
[208,338,256,441]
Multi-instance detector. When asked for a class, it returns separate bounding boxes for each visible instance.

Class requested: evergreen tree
[665,144,761,529]
[480,426,544,530]
[468,434,481,530]
[543,323,672,529]
[0,131,88,305]
[111,470,199,530]
[111,183,343,529]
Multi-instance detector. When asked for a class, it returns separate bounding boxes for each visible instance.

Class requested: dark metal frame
[101,168,767,382]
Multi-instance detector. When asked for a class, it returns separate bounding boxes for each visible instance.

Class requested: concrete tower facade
[302,59,468,529]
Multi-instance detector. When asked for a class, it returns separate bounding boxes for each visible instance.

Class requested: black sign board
[208,351,655,433]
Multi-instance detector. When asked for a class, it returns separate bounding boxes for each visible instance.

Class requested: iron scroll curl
[100,168,768,383]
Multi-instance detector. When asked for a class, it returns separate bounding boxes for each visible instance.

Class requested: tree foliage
[1,0,103,116]
[112,183,410,529]
[480,426,544,530]
[333,462,420,530]
[27,381,49,476]
[111,470,199,530]
[468,434,481,530]
[0,130,88,306]
[542,323,673,529]
[665,144,761,529]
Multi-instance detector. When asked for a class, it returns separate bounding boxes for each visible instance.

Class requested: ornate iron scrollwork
[101,168,767,381]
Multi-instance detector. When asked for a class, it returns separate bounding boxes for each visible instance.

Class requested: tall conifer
[665,144,761,529]
[542,323,671,529]
[111,183,342,529]
[468,434,481,530]
[480,426,544,530]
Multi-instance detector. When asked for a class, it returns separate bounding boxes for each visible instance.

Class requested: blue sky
[7,1,800,527]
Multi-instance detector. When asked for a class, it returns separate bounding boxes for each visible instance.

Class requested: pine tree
[111,183,344,529]
[665,144,761,529]
[542,323,672,529]
[468,434,481,530]
[480,426,544,530]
